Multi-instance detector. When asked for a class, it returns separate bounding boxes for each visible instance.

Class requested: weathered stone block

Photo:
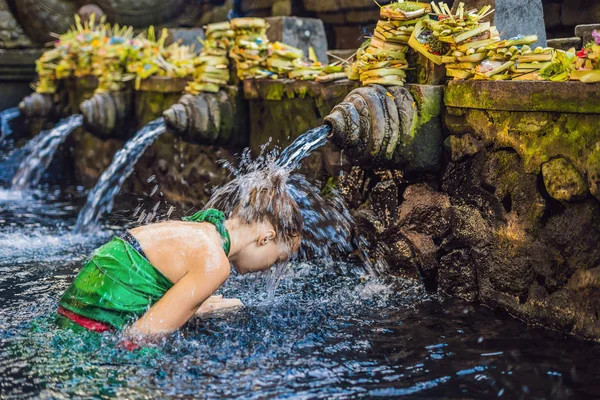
[575,24,600,46]
[542,157,588,202]
[547,37,583,51]
[266,17,328,64]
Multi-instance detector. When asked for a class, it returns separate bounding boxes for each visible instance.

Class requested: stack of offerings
[127,26,197,90]
[186,22,234,94]
[354,1,431,86]
[35,14,106,93]
[409,2,499,79]
[285,47,337,81]
[230,17,272,80]
[92,25,136,93]
[315,64,347,82]
[478,38,552,81]
[571,30,600,83]
[266,41,304,78]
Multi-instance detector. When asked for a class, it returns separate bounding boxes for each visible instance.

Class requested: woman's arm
[195,296,244,318]
[125,259,230,338]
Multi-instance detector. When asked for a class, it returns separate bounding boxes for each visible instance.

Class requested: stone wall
[340,80,600,341]
[66,77,360,206]
[544,0,600,39]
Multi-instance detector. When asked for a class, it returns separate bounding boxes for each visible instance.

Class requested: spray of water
[199,124,377,298]
[11,114,83,190]
[74,118,167,234]
[0,107,19,139]
[276,125,331,171]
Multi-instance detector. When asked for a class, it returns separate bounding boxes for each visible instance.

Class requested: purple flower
[593,30,600,45]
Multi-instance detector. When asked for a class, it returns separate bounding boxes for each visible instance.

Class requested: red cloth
[57,306,113,333]
[57,306,140,351]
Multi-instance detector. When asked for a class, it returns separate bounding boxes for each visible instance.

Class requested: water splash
[276,125,331,171]
[0,107,19,139]
[11,114,83,190]
[74,118,167,233]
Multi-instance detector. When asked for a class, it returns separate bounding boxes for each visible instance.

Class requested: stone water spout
[163,89,248,147]
[325,84,443,171]
[80,90,132,139]
[18,93,59,119]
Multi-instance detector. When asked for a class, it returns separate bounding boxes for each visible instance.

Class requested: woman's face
[232,236,300,274]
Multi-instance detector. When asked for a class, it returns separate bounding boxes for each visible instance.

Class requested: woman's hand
[195,295,244,318]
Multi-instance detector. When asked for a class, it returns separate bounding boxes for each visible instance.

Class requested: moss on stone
[542,158,588,202]
[136,91,182,128]
[265,82,287,101]
[445,81,600,114]
[448,108,600,183]
[586,142,600,201]
[409,84,442,133]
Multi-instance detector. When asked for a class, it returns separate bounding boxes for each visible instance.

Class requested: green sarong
[58,236,173,330]
[58,209,229,331]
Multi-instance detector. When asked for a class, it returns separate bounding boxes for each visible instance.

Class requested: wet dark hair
[204,169,303,250]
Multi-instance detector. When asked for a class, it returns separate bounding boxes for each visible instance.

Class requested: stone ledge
[243,78,360,101]
[547,37,582,51]
[138,76,191,93]
[445,80,600,114]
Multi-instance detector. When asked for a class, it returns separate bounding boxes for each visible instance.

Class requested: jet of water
[0,107,20,139]
[276,125,331,171]
[11,114,83,190]
[74,117,167,234]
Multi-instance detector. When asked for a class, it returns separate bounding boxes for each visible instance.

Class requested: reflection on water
[0,190,599,399]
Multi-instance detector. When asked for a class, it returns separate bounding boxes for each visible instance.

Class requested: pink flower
[593,30,600,45]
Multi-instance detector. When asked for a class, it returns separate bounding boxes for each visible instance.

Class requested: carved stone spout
[80,90,132,139]
[325,84,443,171]
[163,88,248,147]
[18,92,59,119]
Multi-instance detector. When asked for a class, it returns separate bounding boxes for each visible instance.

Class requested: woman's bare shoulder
[131,221,230,280]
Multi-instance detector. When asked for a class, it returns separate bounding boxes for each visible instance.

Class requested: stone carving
[0,0,33,48]
[18,92,58,118]
[12,0,79,44]
[10,0,188,45]
[92,0,187,27]
[325,85,417,166]
[80,90,133,139]
[163,89,247,147]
